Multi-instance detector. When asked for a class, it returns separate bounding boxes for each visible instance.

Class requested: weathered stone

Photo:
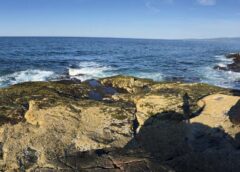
[0,75,239,171]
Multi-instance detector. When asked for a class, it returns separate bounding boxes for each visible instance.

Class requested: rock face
[0,75,240,171]
[214,53,240,72]
[191,94,240,137]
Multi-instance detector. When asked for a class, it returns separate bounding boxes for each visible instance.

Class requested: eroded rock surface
[0,75,240,171]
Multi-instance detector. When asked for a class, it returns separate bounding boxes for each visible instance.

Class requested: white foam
[201,66,240,89]
[215,55,233,63]
[216,63,227,68]
[133,72,163,81]
[68,61,113,81]
[0,69,55,87]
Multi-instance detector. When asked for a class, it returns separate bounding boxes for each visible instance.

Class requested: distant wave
[0,69,55,87]
[68,61,164,82]
[132,72,163,81]
[215,55,233,63]
[1,38,240,89]
[68,61,114,81]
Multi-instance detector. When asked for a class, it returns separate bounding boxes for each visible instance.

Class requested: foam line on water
[0,69,55,87]
[201,66,240,89]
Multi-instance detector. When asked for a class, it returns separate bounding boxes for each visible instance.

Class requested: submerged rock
[0,75,240,171]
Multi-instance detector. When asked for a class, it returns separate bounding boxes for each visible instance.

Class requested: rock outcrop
[214,53,240,72]
[0,75,240,171]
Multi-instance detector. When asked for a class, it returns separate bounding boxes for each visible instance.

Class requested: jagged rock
[101,75,154,93]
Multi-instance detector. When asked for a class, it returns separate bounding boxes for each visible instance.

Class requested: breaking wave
[0,70,55,87]
[68,62,114,81]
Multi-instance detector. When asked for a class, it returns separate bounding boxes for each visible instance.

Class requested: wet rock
[88,91,103,101]
[214,53,240,72]
[227,53,240,59]
[87,79,102,87]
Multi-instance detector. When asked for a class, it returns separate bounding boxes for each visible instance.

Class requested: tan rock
[135,95,182,127]
[0,75,238,171]
[0,99,135,171]
[101,75,153,93]
[191,94,240,137]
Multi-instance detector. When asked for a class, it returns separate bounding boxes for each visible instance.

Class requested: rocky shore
[1,75,240,171]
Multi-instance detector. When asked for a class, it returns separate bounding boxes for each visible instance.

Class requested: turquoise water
[0,37,240,89]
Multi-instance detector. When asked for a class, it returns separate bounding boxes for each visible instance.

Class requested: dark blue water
[0,37,240,89]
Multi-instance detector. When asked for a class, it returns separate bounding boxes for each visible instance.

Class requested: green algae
[0,76,236,126]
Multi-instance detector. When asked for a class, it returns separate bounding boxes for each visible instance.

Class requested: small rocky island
[1,75,240,171]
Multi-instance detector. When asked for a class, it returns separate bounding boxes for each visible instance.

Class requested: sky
[0,0,240,39]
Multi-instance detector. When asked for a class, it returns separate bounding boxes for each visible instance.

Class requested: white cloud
[145,0,174,13]
[145,1,161,13]
[198,0,216,6]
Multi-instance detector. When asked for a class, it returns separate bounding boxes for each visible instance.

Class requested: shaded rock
[88,90,103,101]
[87,79,102,88]
[54,78,81,84]
[228,100,240,124]
[0,142,3,160]
[18,147,38,170]
[55,148,173,172]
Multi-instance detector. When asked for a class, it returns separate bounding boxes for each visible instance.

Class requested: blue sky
[0,0,240,39]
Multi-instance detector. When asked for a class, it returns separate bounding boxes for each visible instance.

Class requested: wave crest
[68,61,113,81]
[0,69,55,87]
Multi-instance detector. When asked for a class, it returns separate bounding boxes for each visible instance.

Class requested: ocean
[0,37,240,89]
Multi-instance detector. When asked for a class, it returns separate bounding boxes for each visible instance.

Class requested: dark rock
[88,91,103,101]
[226,53,240,59]
[55,78,81,84]
[18,147,38,170]
[0,142,3,159]
[228,100,240,124]
[213,65,228,71]
[87,79,102,87]
[214,53,240,72]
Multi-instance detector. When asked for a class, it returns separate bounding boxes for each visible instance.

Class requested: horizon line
[0,35,240,41]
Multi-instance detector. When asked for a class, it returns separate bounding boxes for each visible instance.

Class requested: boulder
[191,94,240,137]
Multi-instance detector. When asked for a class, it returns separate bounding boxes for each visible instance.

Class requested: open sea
[0,37,240,89]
